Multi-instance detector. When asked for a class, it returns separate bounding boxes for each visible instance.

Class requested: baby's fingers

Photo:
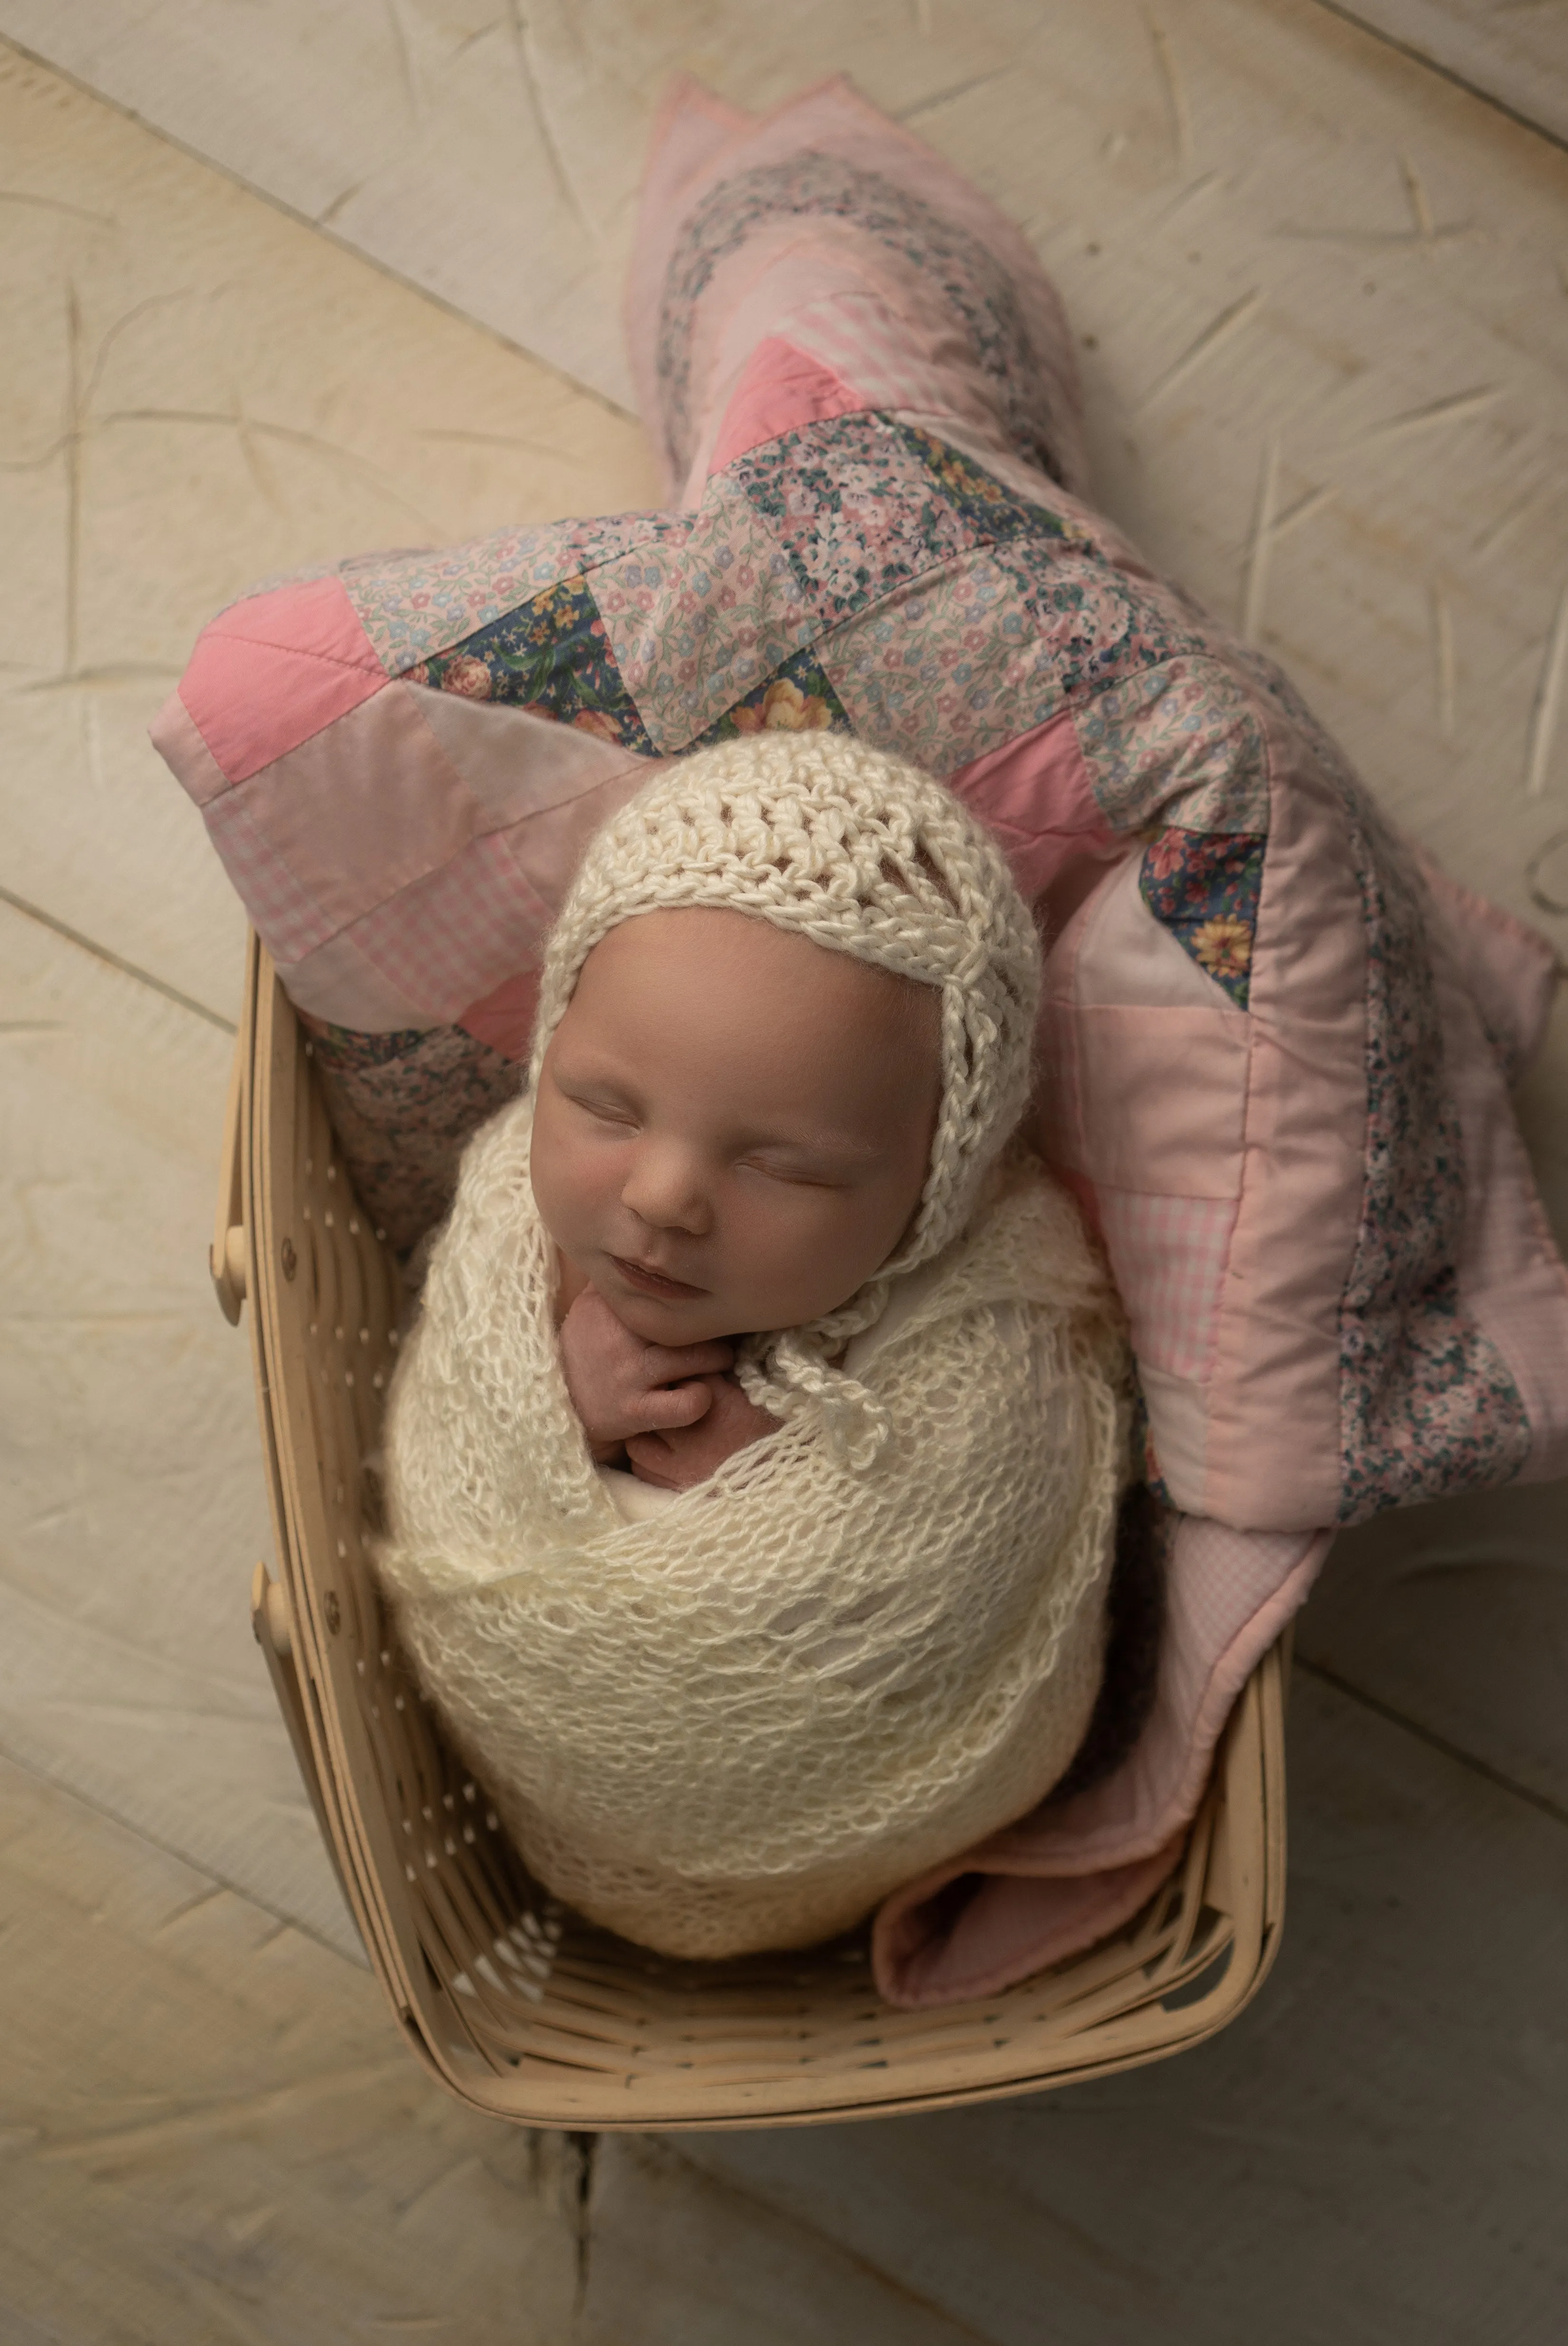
[641,1337,735,1386]
[638,1378,714,1430]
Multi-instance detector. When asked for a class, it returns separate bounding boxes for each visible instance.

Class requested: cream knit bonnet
[528,731,1043,1461]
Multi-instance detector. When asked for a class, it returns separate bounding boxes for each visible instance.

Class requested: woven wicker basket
[216,935,1288,2129]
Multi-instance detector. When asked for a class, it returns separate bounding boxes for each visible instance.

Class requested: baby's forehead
[567,906,942,1126]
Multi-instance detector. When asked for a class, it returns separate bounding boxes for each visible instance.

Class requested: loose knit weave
[379,1101,1131,1957]
[378,736,1130,1958]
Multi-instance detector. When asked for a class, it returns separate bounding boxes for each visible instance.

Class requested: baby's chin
[596,1274,735,1347]
[619,1295,729,1345]
[592,1252,868,1346]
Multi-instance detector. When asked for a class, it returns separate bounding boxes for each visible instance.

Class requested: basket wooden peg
[251,1559,293,1660]
[211,1017,248,1325]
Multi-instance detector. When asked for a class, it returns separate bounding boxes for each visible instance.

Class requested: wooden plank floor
[1319,0,1568,146]
[0,7,1565,2338]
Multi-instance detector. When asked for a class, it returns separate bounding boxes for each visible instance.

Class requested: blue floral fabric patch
[1139,829,1266,1009]
[894,423,1070,548]
[410,574,656,753]
[727,413,1086,638]
[727,412,976,627]
[688,648,852,750]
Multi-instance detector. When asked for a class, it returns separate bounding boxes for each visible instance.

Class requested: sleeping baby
[376,733,1134,1960]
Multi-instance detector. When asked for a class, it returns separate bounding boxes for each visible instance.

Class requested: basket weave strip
[230,938,1287,2129]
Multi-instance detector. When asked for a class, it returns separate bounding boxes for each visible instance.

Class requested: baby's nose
[621,1140,712,1236]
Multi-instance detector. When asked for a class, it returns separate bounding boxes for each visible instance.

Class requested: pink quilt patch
[179,577,386,786]
[458,969,542,1062]
[950,712,1121,902]
[1097,1189,1238,1383]
[708,336,873,473]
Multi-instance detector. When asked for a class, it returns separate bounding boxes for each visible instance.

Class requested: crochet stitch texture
[378,735,1130,1957]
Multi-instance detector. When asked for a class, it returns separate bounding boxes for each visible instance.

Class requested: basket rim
[230,933,1288,2130]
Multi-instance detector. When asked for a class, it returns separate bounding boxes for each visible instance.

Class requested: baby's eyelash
[568,1091,638,1126]
[738,1157,838,1188]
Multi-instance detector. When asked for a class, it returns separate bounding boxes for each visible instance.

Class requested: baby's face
[530,908,941,1345]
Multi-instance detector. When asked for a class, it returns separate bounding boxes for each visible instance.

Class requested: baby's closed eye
[736,1140,880,1188]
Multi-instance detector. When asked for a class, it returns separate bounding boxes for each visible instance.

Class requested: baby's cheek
[530,1123,600,1254]
[527,1111,567,1237]
[741,1195,897,1327]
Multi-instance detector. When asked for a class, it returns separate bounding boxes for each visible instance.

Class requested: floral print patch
[1139,830,1266,1009]
[895,423,1080,550]
[656,152,1067,489]
[687,649,851,749]
[720,411,1169,761]
[588,474,814,750]
[994,544,1158,707]
[405,575,656,753]
[1338,1271,1532,1523]
[1310,744,1533,1518]
[822,552,1065,772]
[999,545,1211,715]
[728,412,978,627]
[301,1017,521,1254]
[1073,657,1274,836]
[343,514,681,678]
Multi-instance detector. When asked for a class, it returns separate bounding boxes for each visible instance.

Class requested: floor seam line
[0,30,645,426]
[654,2139,1002,2344]
[0,1730,367,1966]
[0,882,237,1032]
[1294,1653,1568,1830]
[1302,0,1568,159]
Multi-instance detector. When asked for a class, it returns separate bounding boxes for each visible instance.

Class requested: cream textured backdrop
[1,5,1566,2338]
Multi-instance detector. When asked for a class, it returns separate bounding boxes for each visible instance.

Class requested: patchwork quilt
[153,72,1568,2006]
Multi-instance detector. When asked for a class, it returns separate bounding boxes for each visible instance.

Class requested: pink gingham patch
[1097,1188,1237,1383]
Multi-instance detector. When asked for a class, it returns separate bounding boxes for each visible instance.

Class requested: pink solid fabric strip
[707,337,874,473]
[948,712,1123,903]
[148,688,230,809]
[458,968,543,1061]
[875,1844,1187,2012]
[176,576,387,785]
[1195,711,1366,1530]
[1049,1004,1251,1199]
[158,615,659,1032]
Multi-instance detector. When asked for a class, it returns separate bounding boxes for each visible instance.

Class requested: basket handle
[250,1560,365,1941]
[211,973,249,1323]
[251,1560,329,1810]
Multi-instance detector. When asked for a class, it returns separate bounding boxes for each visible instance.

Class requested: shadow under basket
[216,936,1289,2131]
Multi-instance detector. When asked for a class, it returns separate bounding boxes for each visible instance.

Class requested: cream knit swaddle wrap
[379,737,1132,1959]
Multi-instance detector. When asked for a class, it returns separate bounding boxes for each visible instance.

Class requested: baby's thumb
[641,1378,713,1430]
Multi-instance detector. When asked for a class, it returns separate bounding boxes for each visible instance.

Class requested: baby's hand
[559,1288,735,1459]
[625,1374,777,1492]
